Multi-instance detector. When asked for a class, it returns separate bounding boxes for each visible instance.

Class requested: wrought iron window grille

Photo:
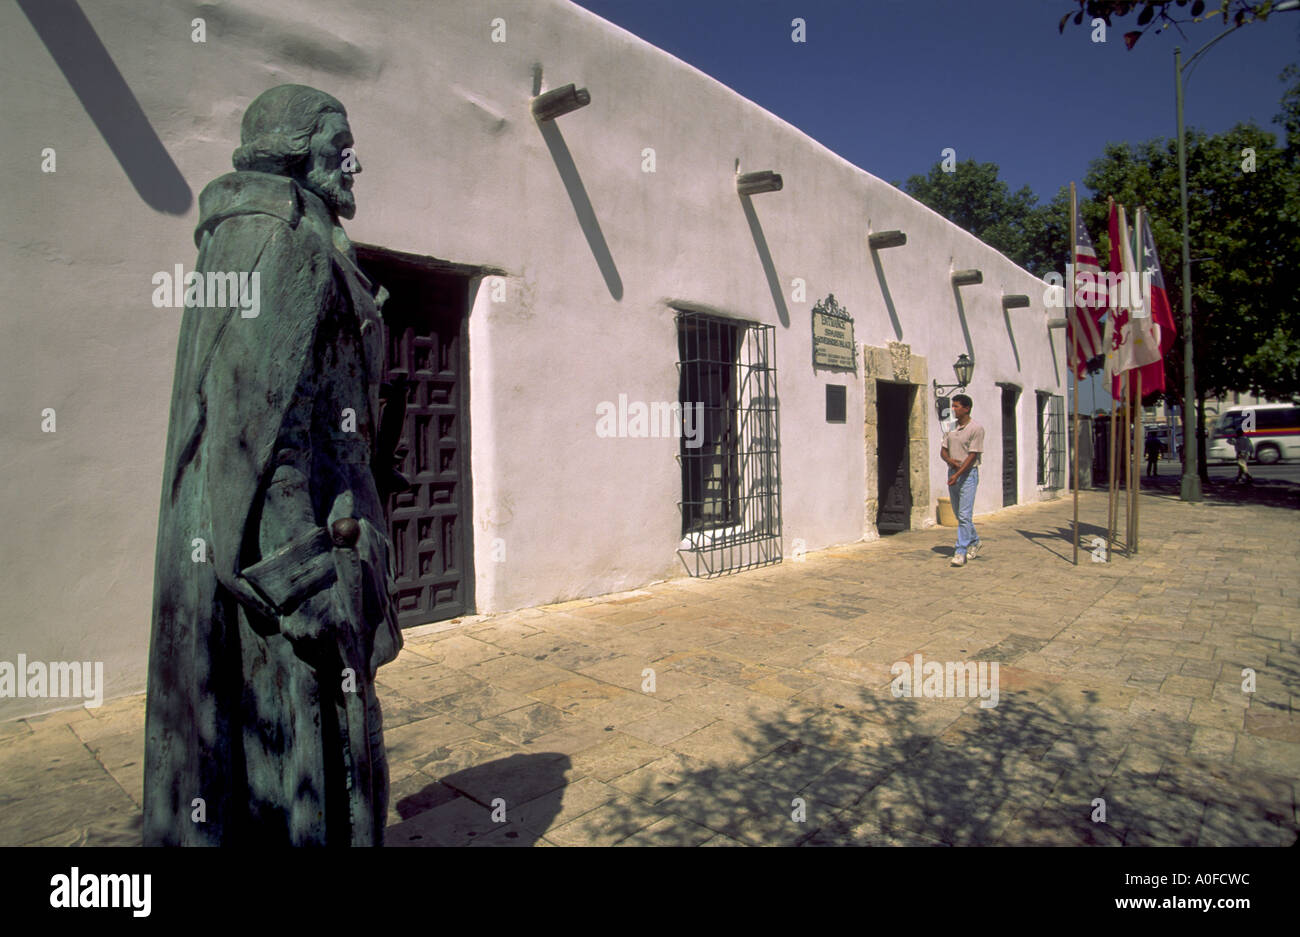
[675,310,782,577]
[1037,392,1066,489]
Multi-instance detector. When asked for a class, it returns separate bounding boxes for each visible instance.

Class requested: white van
[1207,403,1300,465]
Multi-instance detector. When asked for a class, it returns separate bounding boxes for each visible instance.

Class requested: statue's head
[232,84,361,220]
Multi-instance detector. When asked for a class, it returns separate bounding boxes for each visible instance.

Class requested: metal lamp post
[1174,0,1299,502]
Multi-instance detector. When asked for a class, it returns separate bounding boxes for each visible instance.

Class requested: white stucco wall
[0,0,1064,718]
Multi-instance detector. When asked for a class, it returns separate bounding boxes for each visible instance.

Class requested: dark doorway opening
[357,247,475,628]
[876,381,913,535]
[1001,385,1019,507]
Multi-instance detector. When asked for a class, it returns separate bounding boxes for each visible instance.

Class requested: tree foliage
[1051,4,1300,401]
[899,58,1299,400]
[1057,1,1294,49]
[898,117,1298,400]
[1083,119,1298,402]
[897,159,1063,276]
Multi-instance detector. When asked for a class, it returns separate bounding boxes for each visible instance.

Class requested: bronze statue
[144,85,405,845]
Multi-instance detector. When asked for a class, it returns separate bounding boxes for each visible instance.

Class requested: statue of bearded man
[144,84,404,846]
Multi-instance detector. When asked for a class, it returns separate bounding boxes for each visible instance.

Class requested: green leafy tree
[1082,120,1299,451]
[1249,64,1300,394]
[897,159,1061,275]
[898,83,1299,404]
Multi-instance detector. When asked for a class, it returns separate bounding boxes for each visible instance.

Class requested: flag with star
[1134,209,1176,395]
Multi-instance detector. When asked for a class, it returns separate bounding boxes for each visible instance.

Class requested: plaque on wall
[811,294,856,372]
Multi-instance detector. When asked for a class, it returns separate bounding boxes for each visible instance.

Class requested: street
[1145,458,1300,486]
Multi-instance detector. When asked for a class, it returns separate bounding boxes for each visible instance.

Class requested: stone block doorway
[863,343,931,539]
[875,381,914,534]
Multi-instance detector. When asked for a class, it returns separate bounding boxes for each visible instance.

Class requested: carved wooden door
[359,250,473,627]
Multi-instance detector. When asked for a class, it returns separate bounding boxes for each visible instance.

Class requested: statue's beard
[305,166,356,219]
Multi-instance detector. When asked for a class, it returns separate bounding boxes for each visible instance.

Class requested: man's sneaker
[950,554,966,567]
[967,541,982,560]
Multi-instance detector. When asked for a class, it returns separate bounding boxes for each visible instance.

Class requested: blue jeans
[948,467,979,556]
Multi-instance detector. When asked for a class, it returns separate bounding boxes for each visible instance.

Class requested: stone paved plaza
[3,481,1297,846]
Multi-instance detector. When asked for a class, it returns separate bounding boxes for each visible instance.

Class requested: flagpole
[1114,199,1143,558]
[1134,368,1142,554]
[1125,372,1133,553]
[1119,375,1128,555]
[1131,205,1144,557]
[1069,182,1081,566]
[1103,197,1118,561]
[1107,375,1118,560]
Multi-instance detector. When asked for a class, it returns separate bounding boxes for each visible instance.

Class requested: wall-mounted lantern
[531,84,591,121]
[868,230,906,250]
[736,170,783,196]
[933,353,974,417]
[951,269,983,287]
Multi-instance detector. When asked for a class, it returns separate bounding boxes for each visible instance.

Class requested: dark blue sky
[572,0,1299,203]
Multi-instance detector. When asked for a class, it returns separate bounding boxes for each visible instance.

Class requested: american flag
[1068,195,1106,377]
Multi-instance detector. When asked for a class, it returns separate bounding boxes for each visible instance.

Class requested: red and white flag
[1134,209,1176,395]
[1067,189,1106,377]
[1107,202,1162,399]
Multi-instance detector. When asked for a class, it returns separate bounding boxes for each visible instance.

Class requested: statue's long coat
[144,171,402,845]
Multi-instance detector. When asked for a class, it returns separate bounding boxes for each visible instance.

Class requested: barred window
[676,311,782,576]
[1037,392,1065,489]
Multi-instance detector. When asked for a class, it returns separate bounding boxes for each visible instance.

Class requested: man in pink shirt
[940,394,984,567]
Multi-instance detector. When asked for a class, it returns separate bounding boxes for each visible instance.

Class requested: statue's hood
[194,171,303,247]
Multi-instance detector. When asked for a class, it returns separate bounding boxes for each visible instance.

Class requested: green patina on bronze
[144,85,405,846]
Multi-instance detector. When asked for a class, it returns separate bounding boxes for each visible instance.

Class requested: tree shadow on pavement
[582,679,1299,847]
[1243,654,1300,716]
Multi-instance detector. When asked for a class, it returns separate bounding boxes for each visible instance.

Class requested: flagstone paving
[2,482,1296,846]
